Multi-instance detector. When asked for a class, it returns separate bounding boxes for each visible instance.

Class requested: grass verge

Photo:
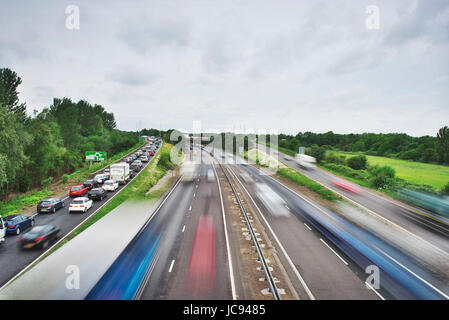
[277,167,340,201]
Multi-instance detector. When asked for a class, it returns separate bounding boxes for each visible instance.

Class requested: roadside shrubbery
[347,155,367,170]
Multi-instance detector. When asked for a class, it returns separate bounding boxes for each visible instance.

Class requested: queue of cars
[2,140,161,250]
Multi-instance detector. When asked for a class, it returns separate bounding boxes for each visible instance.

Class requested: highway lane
[227,164,379,300]
[0,142,161,288]
[266,145,449,253]
[237,163,449,299]
[163,153,233,299]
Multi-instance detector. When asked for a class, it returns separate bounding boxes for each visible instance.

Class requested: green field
[336,152,449,190]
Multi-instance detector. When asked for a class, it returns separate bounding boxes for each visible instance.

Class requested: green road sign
[86,151,107,162]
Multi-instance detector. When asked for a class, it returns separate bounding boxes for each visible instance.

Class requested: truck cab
[0,217,6,245]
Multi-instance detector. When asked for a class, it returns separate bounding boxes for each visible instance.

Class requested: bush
[325,152,346,165]
[41,177,53,188]
[370,174,389,189]
[62,174,69,184]
[17,175,31,193]
[347,155,367,170]
[443,183,449,196]
[371,165,395,179]
[307,145,326,163]
[321,162,369,180]
[158,152,174,170]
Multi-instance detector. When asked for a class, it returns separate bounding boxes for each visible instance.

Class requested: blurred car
[129,170,135,179]
[5,215,35,235]
[134,159,143,167]
[125,157,133,163]
[69,185,89,197]
[88,188,108,201]
[69,197,93,213]
[131,154,138,160]
[149,151,154,156]
[141,155,149,162]
[37,197,65,214]
[331,178,363,194]
[130,163,140,172]
[19,225,60,250]
[102,180,119,192]
[255,183,290,217]
[83,180,99,190]
[94,174,108,185]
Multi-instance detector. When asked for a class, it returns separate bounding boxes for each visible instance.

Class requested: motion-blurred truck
[397,188,449,218]
[110,163,130,185]
[180,161,197,182]
[295,154,316,169]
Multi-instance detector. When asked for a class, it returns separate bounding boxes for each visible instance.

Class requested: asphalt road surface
[0,143,161,288]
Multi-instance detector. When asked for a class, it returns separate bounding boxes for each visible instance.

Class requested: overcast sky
[1,0,448,136]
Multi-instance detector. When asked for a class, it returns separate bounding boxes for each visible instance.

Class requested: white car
[69,197,93,213]
[103,179,119,192]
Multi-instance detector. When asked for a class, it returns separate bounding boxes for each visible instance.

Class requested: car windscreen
[72,200,84,204]
[40,201,52,205]
[90,189,101,194]
[6,217,20,223]
[71,187,80,191]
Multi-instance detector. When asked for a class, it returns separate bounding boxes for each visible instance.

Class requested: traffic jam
[0,138,161,252]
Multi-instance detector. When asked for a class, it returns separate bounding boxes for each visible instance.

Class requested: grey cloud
[105,67,160,86]
[118,16,191,54]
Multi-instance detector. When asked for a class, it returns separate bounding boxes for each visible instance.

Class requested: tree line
[0,68,139,199]
[276,130,449,165]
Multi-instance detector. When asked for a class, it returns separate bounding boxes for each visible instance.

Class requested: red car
[149,151,154,156]
[69,185,89,197]
[331,178,363,194]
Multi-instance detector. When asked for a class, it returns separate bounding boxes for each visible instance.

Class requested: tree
[436,126,449,164]
[0,68,27,123]
[347,155,367,170]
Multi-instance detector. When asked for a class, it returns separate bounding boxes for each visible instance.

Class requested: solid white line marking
[380,249,449,299]
[182,225,186,233]
[226,166,315,300]
[168,259,175,273]
[319,238,348,266]
[211,157,237,300]
[365,282,385,300]
[285,205,290,211]
[304,223,312,231]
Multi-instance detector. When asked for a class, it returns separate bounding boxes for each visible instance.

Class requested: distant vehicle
[125,157,133,163]
[110,163,130,185]
[69,197,93,213]
[102,172,111,181]
[180,161,197,181]
[69,185,89,197]
[136,151,143,156]
[103,180,119,192]
[37,198,65,214]
[331,178,363,194]
[149,151,155,156]
[131,154,138,160]
[88,188,108,201]
[283,155,290,161]
[0,218,6,245]
[295,154,316,169]
[240,171,254,184]
[19,225,61,250]
[141,155,149,162]
[104,168,110,174]
[130,163,141,172]
[134,159,143,167]
[129,170,135,179]
[83,180,99,190]
[207,169,215,182]
[255,183,290,217]
[5,215,35,235]
[94,174,107,185]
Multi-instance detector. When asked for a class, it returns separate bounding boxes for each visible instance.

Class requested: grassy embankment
[245,148,339,201]
[47,142,176,253]
[0,141,146,217]
[336,152,449,190]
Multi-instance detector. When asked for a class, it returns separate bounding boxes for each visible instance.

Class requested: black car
[88,187,108,201]
[130,163,140,172]
[19,225,61,250]
[5,215,35,235]
[37,198,65,214]
[83,180,99,190]
[129,170,135,179]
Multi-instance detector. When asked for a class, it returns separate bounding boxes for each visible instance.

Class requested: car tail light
[69,204,73,207]
[18,237,24,242]
[8,225,15,228]
[35,236,44,242]
[80,205,84,207]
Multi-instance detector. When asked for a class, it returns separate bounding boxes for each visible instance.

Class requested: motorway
[86,150,235,300]
[264,145,449,253]
[0,142,161,288]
